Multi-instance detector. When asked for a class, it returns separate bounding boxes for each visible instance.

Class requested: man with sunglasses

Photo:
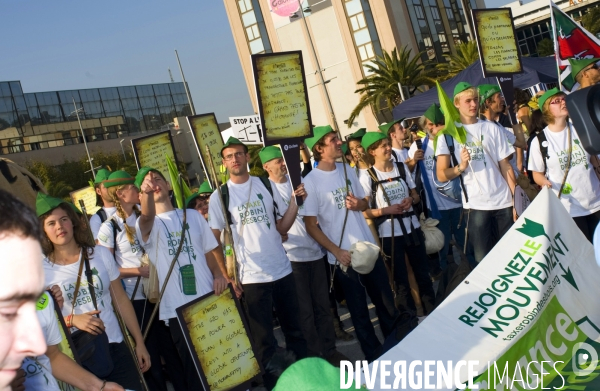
[208,137,308,389]
[185,180,213,220]
[569,58,600,90]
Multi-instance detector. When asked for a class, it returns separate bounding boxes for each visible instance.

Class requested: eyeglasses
[550,97,566,105]
[222,152,245,161]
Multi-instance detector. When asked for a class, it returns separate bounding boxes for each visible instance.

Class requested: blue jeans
[333,256,398,361]
[437,207,476,268]
[466,207,513,263]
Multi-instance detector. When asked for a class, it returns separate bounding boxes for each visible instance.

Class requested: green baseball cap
[454,82,473,97]
[134,167,163,189]
[423,103,444,125]
[538,87,562,111]
[478,84,502,104]
[347,128,366,140]
[568,57,600,79]
[378,118,405,134]
[361,131,387,150]
[341,143,349,155]
[94,168,111,185]
[185,181,214,208]
[104,170,135,188]
[221,137,248,154]
[273,357,355,390]
[305,125,335,151]
[36,192,66,217]
[259,145,283,165]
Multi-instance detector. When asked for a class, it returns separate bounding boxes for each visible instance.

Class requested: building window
[343,0,383,76]
[237,0,272,54]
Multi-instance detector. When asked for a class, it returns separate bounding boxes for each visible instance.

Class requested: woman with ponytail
[98,171,184,391]
[37,192,150,390]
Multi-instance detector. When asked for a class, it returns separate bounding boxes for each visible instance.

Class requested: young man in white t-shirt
[302,126,398,362]
[435,83,517,264]
[208,138,307,389]
[0,190,46,390]
[12,292,123,391]
[259,145,346,365]
[90,168,117,240]
[408,103,475,268]
[379,119,410,164]
[135,167,228,390]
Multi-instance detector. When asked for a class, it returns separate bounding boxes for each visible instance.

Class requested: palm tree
[347,46,435,127]
[44,180,73,200]
[436,40,480,81]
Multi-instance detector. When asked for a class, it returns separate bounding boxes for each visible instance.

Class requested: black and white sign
[229,115,263,145]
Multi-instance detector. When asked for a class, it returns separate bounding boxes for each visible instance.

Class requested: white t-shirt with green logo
[301,163,376,265]
[272,177,324,262]
[435,120,514,211]
[43,247,123,343]
[135,209,217,321]
[208,177,292,284]
[21,293,61,391]
[98,213,145,301]
[90,206,117,239]
[528,125,600,217]
[359,164,421,238]
[408,139,462,211]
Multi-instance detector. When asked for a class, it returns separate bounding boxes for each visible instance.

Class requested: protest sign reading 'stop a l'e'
[229,115,263,145]
[362,187,600,391]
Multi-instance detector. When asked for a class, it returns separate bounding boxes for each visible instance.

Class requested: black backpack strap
[445,135,469,204]
[258,176,279,224]
[82,251,99,314]
[108,219,121,260]
[219,183,233,226]
[391,149,398,162]
[95,208,107,223]
[537,131,549,176]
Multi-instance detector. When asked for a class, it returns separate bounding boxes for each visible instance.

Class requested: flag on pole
[433,81,467,153]
[551,1,600,92]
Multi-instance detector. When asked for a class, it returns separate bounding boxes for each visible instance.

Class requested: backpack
[220,176,279,226]
[526,131,549,185]
[432,135,468,203]
[95,208,108,224]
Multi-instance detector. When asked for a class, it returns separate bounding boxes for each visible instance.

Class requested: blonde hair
[453,87,479,106]
[541,92,566,125]
[107,185,140,246]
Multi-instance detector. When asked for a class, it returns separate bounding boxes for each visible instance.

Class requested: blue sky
[0,1,254,121]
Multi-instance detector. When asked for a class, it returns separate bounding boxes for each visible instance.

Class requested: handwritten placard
[131,131,177,185]
[472,8,522,77]
[252,51,313,145]
[176,286,262,391]
[188,113,224,175]
[229,115,263,145]
[70,186,100,215]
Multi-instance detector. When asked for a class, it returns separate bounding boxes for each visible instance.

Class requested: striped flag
[551,1,600,92]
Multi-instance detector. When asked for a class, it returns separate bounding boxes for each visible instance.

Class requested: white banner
[366,187,600,390]
[228,115,263,145]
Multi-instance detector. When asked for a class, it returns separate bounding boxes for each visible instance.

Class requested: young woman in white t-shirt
[37,197,150,390]
[359,131,437,316]
[101,171,182,391]
[528,88,600,241]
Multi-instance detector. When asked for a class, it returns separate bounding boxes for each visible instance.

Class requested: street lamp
[71,98,96,179]
[119,139,128,162]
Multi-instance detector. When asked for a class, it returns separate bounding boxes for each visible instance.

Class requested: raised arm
[138,176,158,242]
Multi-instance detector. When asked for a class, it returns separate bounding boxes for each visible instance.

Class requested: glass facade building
[0,81,192,154]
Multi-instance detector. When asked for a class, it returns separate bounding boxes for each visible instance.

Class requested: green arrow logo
[574,139,589,169]
[517,219,578,290]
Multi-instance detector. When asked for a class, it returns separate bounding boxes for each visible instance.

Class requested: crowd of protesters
[2,57,600,391]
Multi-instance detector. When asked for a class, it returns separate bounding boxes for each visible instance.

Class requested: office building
[223,0,484,135]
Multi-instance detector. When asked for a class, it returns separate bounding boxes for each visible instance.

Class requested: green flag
[433,81,467,153]
[165,154,192,209]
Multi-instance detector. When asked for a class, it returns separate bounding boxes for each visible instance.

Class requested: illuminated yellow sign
[254,51,312,143]
[132,131,176,184]
[70,186,100,215]
[473,9,522,76]
[188,113,223,170]
[178,289,261,391]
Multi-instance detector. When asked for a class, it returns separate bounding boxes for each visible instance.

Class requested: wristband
[65,314,73,328]
[457,166,463,175]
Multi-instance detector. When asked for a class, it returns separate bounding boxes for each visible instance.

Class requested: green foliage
[436,41,480,81]
[347,46,435,127]
[247,145,266,177]
[536,38,555,57]
[26,150,136,198]
[581,7,600,36]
